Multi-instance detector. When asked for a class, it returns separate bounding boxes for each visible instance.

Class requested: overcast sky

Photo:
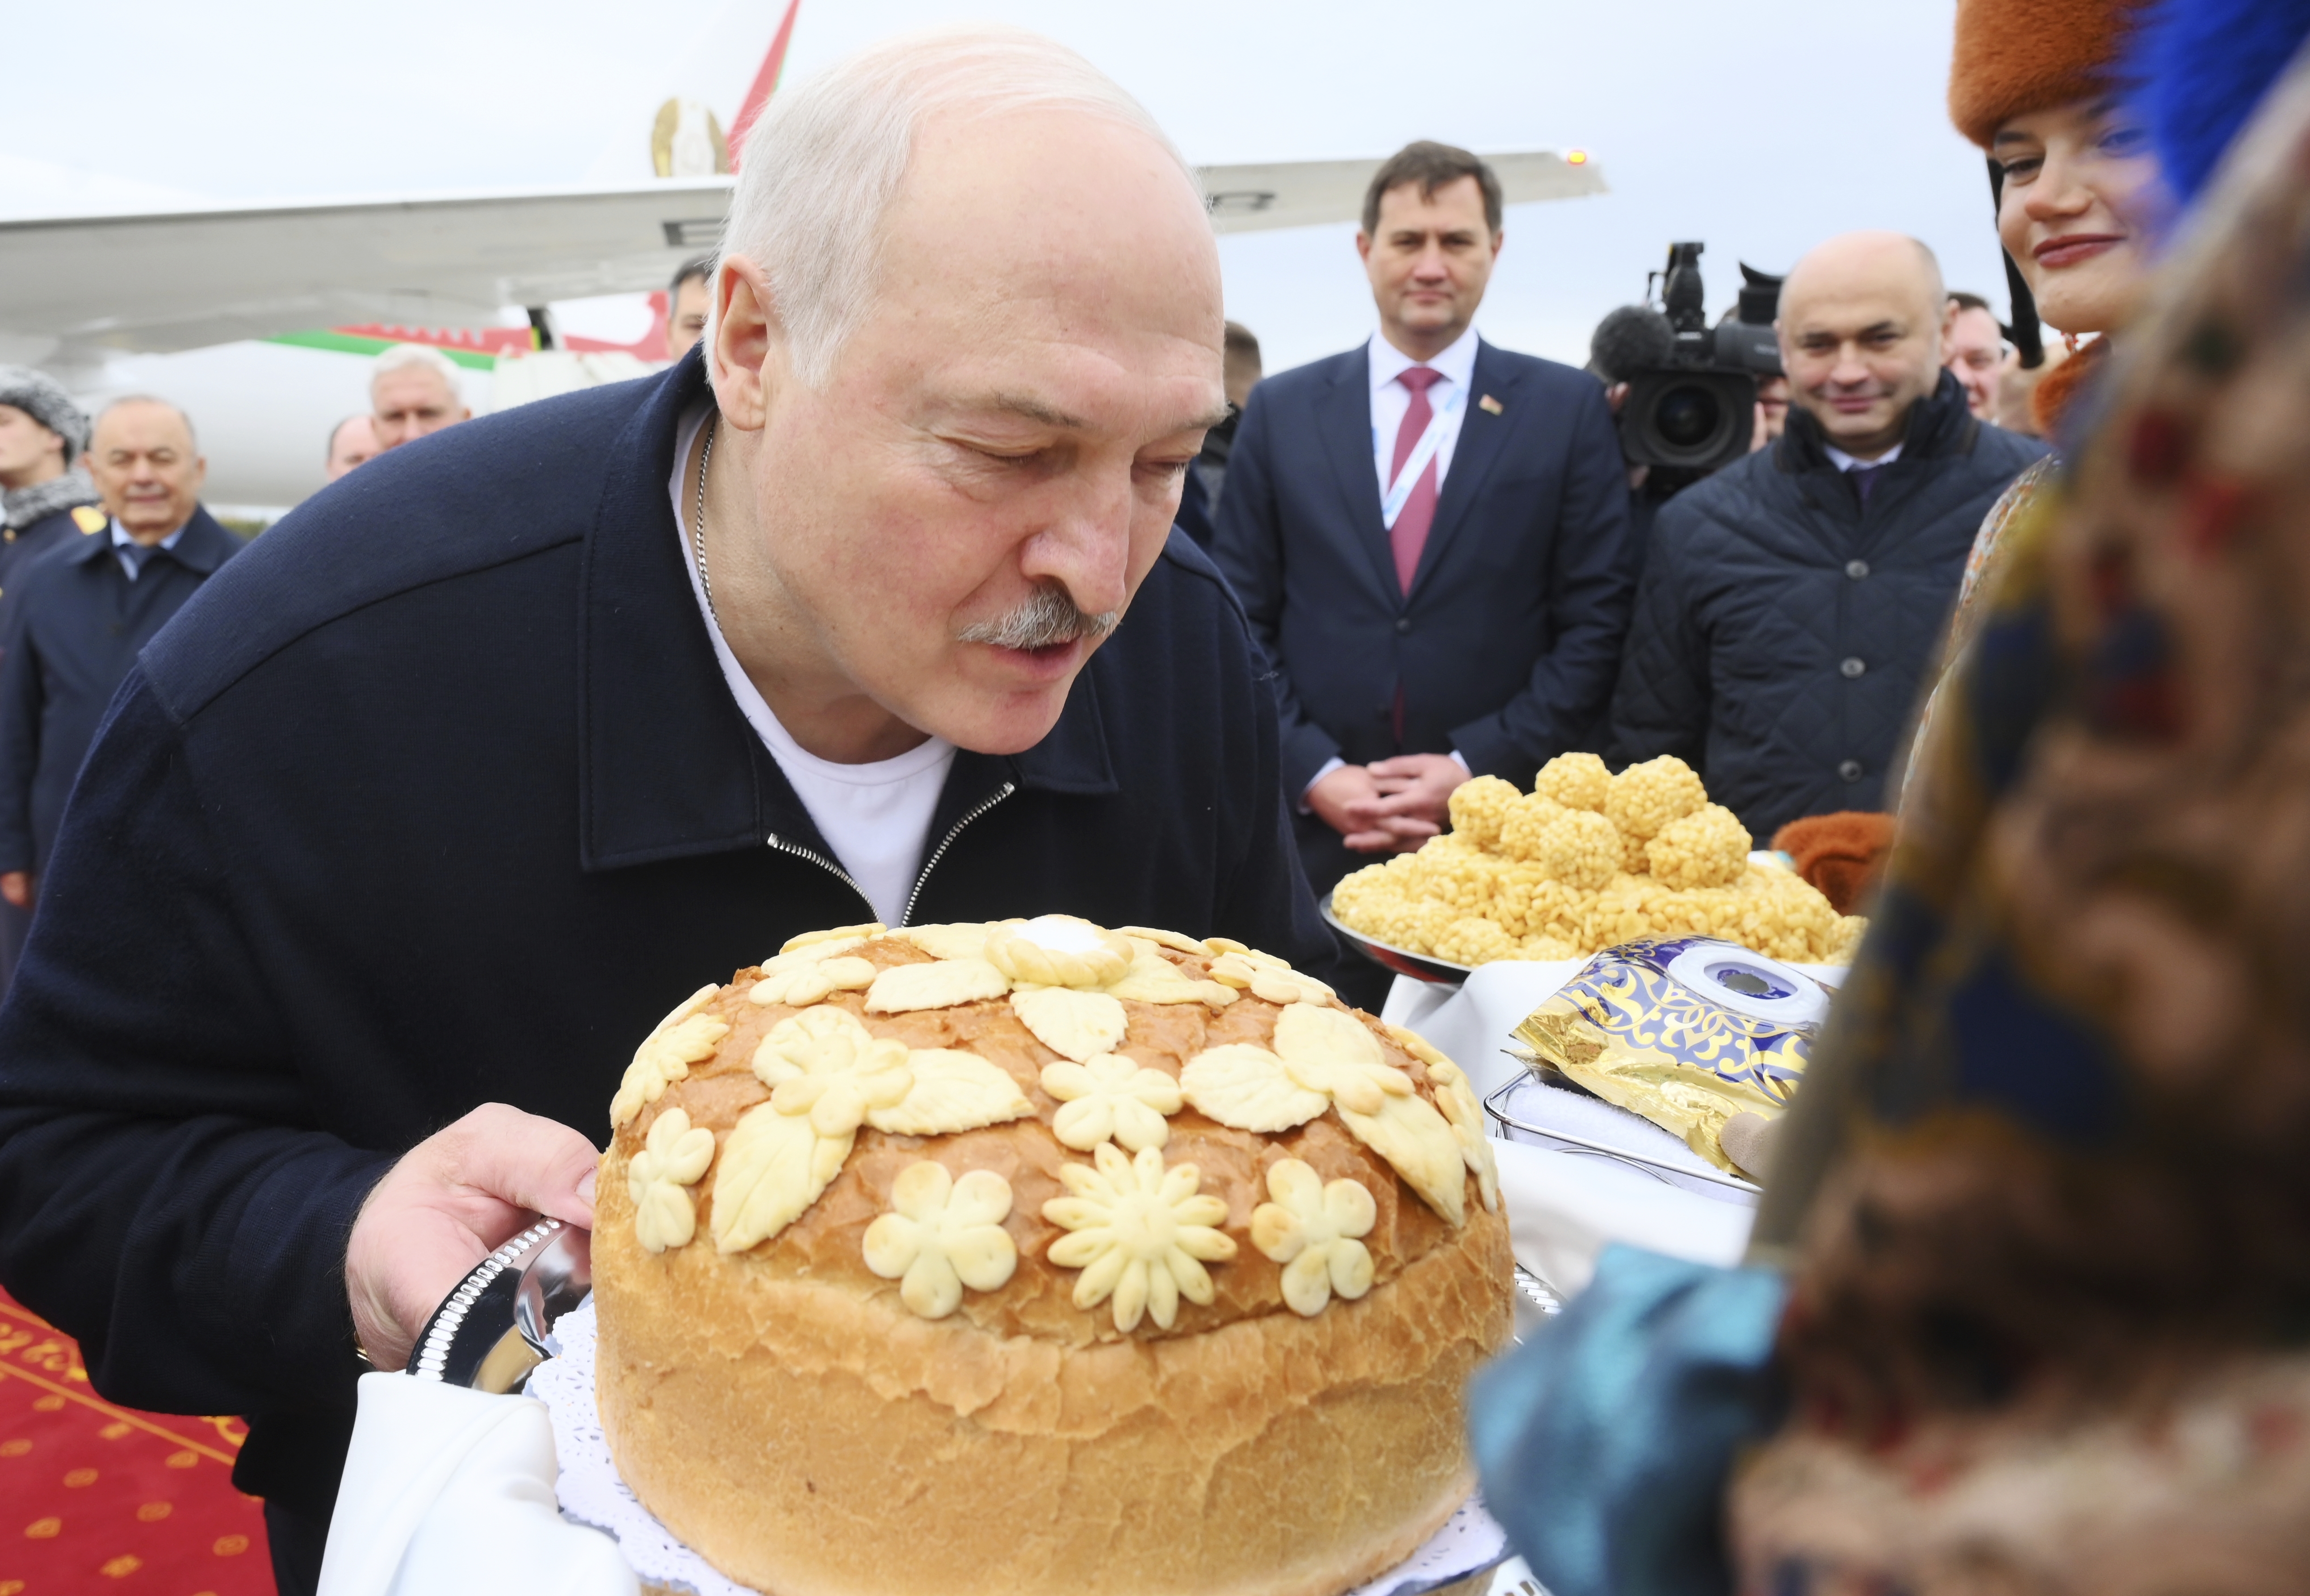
[5,0,1996,372]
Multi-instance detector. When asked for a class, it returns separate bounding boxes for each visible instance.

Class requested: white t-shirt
[668,405,956,926]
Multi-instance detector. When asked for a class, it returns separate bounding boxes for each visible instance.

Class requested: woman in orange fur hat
[1903,0,2167,810]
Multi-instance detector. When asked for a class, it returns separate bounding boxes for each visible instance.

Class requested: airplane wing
[0,152,1602,360]
[0,178,735,360]
[1199,150,1603,234]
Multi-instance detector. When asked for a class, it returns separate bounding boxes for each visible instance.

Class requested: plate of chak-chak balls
[1326,753,1866,983]
[581,913,1515,1596]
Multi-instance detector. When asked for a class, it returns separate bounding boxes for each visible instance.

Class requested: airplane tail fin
[728,0,803,168]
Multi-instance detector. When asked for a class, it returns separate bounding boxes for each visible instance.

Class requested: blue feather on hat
[2127,0,2310,206]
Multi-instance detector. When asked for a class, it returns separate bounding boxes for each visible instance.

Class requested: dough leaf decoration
[1184,1002,1469,1226]
[1177,1044,1330,1132]
[864,956,1011,1014]
[868,1049,1035,1136]
[1117,925,1209,956]
[713,1007,1034,1251]
[779,922,884,954]
[1103,949,1237,1008]
[749,954,877,1009]
[1041,1054,1183,1152]
[897,922,1000,962]
[1010,986,1129,1063]
[862,1163,1019,1319]
[628,1106,717,1254]
[712,1102,851,1254]
[1250,1159,1378,1316]
[1041,1143,1237,1332]
[609,984,730,1130]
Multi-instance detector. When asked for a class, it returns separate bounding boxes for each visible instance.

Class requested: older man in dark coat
[0,397,239,903]
[0,35,1335,1594]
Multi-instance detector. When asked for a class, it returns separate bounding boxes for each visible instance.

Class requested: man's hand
[1360,754,1468,850]
[1307,763,1404,853]
[345,1103,600,1372]
[0,872,29,910]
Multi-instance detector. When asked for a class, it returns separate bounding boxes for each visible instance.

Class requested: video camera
[1618,243,1783,476]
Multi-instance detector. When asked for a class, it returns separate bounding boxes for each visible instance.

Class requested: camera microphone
[1589,305,1676,385]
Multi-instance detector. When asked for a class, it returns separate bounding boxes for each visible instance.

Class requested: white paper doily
[530,1299,1507,1596]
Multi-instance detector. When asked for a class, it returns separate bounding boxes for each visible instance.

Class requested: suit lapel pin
[1478,394,1504,415]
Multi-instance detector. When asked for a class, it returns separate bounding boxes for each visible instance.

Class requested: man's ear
[1354,230,1373,267]
[710,256,781,431]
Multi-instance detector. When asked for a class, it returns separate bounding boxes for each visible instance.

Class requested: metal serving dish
[1319,892,1474,986]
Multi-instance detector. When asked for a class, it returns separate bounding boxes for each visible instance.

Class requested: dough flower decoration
[749,943,878,1008]
[628,1106,717,1253]
[1042,1143,1238,1332]
[1181,1004,1469,1226]
[1206,940,1335,1006]
[610,985,732,1130]
[862,1162,1019,1320]
[985,914,1136,989]
[711,1007,1031,1253]
[1249,1160,1378,1317]
[1041,1054,1183,1152]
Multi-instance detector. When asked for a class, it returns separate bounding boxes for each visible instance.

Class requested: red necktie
[1388,365,1444,595]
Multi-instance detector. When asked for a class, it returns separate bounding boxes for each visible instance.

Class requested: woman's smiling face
[1995,95,2168,337]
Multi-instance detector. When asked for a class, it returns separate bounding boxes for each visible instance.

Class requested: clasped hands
[1308,754,1467,854]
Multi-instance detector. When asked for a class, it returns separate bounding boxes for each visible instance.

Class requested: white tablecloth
[322,957,1795,1592]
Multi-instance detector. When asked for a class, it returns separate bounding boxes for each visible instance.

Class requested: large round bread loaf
[593,918,1512,1596]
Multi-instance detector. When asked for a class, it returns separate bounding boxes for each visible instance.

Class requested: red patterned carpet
[0,1289,271,1595]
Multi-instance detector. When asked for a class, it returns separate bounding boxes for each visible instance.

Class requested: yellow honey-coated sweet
[1333,754,1866,967]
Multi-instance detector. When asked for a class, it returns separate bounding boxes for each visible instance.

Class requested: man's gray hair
[718,25,1200,389]
[371,343,465,392]
[94,394,197,448]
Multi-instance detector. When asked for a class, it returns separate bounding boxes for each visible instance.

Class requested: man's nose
[1410,245,1451,280]
[1019,479,1134,616]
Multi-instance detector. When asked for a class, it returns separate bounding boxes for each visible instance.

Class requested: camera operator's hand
[345,1104,599,1371]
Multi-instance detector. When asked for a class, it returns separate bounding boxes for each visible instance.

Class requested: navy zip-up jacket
[1609,370,2047,838]
[0,353,1337,1520]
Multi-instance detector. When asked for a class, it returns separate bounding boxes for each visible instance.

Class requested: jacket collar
[66,505,239,575]
[577,352,1117,875]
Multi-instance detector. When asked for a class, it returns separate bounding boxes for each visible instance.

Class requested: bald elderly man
[1609,232,2046,838]
[0,30,1331,1591]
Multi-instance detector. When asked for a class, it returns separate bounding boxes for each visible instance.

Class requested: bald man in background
[1608,231,2047,838]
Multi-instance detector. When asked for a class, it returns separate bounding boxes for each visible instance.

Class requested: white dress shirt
[109,518,187,580]
[668,404,956,926]
[1368,323,1482,501]
[1301,326,1484,809]
[1823,441,1904,472]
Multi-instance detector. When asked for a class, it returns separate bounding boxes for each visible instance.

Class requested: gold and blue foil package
[1512,936,1831,1174]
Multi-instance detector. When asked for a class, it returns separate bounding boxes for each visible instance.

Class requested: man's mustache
[956,584,1119,650]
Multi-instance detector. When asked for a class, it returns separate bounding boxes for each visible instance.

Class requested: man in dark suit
[0,396,241,910]
[1215,141,1633,913]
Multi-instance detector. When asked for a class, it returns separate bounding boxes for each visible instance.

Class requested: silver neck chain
[692,413,719,625]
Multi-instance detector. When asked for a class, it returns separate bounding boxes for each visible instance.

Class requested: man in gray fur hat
[0,369,105,605]
[0,369,102,994]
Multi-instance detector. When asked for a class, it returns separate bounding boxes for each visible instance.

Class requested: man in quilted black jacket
[1608,231,2046,840]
